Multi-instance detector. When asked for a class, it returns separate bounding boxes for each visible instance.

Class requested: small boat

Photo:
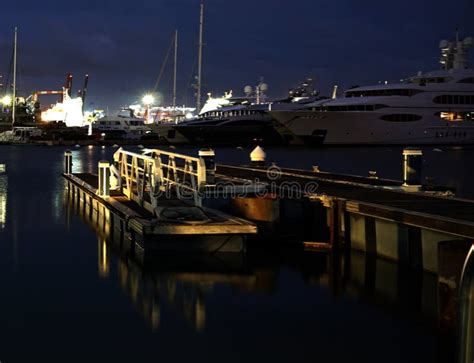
[91,109,151,140]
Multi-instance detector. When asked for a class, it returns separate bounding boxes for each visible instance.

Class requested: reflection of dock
[114,252,261,331]
[66,184,465,338]
[96,230,271,331]
[65,187,273,330]
[0,168,6,230]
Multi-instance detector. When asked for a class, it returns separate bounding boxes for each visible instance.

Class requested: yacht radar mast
[439,31,473,70]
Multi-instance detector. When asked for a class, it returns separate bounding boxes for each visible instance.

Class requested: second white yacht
[271,34,474,145]
[92,109,150,139]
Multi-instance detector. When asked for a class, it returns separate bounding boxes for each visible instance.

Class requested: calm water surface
[0,145,468,362]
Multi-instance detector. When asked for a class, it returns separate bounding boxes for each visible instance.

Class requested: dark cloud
[0,0,473,111]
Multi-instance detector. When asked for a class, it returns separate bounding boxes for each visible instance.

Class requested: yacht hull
[153,122,285,146]
[271,110,474,145]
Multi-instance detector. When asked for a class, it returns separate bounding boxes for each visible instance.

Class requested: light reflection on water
[65,174,460,362]
[0,172,7,229]
[0,144,471,362]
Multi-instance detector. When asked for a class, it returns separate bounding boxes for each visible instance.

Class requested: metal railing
[113,148,207,213]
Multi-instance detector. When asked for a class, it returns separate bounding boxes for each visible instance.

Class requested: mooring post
[64,150,73,175]
[402,148,423,191]
[250,146,266,167]
[98,161,111,197]
[198,148,216,184]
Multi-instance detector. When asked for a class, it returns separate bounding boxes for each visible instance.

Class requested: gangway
[113,148,207,210]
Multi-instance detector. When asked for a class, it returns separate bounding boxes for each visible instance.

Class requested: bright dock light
[1,95,12,106]
[142,94,154,106]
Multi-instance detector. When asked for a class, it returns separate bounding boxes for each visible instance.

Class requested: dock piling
[199,148,216,184]
[403,148,423,191]
[64,150,72,175]
[98,161,111,197]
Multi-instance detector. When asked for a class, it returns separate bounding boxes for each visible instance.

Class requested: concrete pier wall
[348,212,470,274]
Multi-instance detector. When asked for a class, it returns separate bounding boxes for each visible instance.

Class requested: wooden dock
[61,147,473,274]
[65,173,256,252]
[62,148,259,253]
[216,164,474,273]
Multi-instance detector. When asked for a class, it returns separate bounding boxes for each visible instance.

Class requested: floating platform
[64,172,256,253]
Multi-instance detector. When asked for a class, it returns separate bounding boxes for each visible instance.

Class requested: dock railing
[113,148,207,212]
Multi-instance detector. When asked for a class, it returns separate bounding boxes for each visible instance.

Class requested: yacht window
[380,114,422,122]
[458,77,474,83]
[412,77,448,84]
[437,111,473,121]
[345,89,423,97]
[433,95,474,104]
[324,104,385,112]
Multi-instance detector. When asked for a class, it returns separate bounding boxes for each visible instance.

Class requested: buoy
[75,144,80,148]
[250,146,266,167]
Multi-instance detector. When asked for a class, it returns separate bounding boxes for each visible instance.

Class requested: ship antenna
[173,30,178,108]
[196,1,204,112]
[12,26,17,128]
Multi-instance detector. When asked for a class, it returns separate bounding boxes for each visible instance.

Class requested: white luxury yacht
[271,34,474,145]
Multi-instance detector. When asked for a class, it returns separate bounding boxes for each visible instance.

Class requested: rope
[152,33,175,94]
[184,52,198,107]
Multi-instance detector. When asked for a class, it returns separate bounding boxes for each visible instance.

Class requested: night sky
[1,0,473,112]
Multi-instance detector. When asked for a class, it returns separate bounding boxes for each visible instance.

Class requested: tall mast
[196,2,204,112]
[12,27,17,127]
[173,30,178,108]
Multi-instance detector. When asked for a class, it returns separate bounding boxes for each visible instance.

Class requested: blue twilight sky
[0,0,473,111]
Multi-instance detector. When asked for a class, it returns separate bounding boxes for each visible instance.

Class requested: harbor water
[0,145,470,362]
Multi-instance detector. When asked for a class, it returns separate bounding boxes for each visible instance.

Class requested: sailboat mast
[173,30,178,108]
[12,26,17,127]
[196,2,204,112]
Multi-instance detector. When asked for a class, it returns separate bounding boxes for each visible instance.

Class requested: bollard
[98,161,111,197]
[199,148,216,184]
[64,150,73,175]
[403,148,423,190]
[250,146,266,167]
